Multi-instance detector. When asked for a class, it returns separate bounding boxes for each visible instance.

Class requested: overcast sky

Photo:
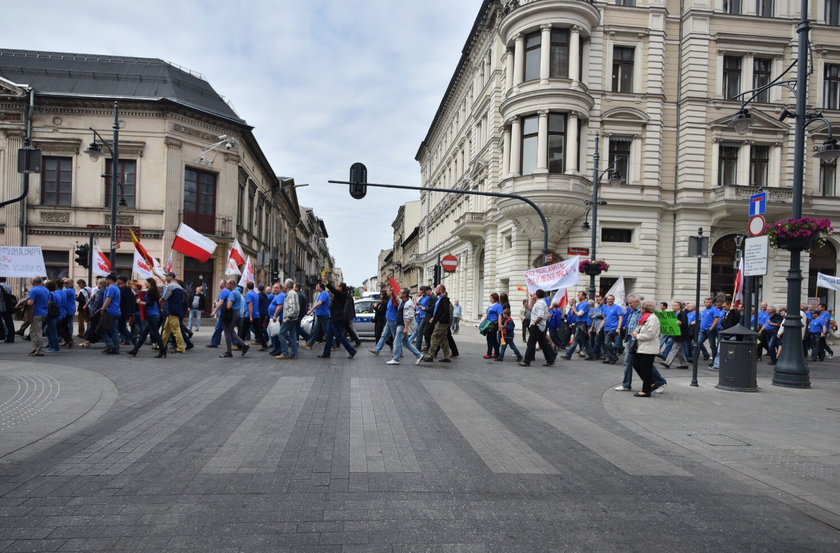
[1,0,483,285]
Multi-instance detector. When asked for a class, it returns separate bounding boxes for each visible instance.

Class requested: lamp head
[118,197,128,207]
[732,108,753,135]
[580,221,591,231]
[815,137,840,163]
[85,141,102,162]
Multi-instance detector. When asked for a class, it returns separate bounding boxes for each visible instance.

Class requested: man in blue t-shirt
[26,277,50,356]
[601,295,624,364]
[99,274,122,353]
[807,308,828,362]
[413,287,432,351]
[371,284,400,356]
[565,291,594,360]
[208,279,230,348]
[305,282,331,349]
[240,282,266,349]
[268,283,286,355]
[697,298,722,361]
[219,279,248,358]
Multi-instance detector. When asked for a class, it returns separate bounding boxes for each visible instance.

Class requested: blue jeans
[566,324,592,358]
[307,315,329,346]
[279,319,299,357]
[414,318,429,350]
[604,329,622,362]
[45,317,60,350]
[210,315,224,347]
[393,324,422,361]
[322,320,356,356]
[100,313,121,352]
[375,320,397,352]
[698,329,717,360]
[118,314,135,346]
[661,336,674,358]
[499,338,522,360]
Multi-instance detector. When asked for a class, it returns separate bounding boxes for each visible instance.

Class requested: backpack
[47,297,60,319]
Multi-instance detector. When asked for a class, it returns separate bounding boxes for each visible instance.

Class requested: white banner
[0,246,47,278]
[238,256,254,287]
[817,272,840,291]
[91,242,112,277]
[524,256,580,294]
[604,276,626,308]
[225,254,241,275]
[133,250,155,280]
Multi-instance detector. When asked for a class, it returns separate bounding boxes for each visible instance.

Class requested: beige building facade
[0,49,331,298]
[415,0,840,321]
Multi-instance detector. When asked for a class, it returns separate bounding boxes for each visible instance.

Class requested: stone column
[163,137,183,274]
[509,118,522,177]
[569,26,581,83]
[565,112,579,174]
[739,142,752,186]
[742,53,754,99]
[513,34,525,89]
[502,125,511,178]
[536,110,549,173]
[2,131,24,248]
[539,24,552,84]
[505,48,514,92]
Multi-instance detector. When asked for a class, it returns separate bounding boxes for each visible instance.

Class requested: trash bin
[716,323,759,392]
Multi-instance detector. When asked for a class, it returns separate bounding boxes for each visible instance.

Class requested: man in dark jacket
[422,284,452,362]
[318,278,356,359]
[660,301,690,369]
[117,276,137,347]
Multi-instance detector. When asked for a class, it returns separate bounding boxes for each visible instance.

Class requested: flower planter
[583,266,603,276]
[777,234,818,251]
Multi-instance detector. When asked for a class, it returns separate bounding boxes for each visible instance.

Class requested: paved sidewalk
[0,330,838,552]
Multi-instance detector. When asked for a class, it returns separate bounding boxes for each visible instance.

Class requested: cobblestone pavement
[0,329,838,552]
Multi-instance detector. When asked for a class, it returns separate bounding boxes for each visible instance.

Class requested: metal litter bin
[716,323,758,392]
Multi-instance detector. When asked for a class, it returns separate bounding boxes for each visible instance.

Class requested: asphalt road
[0,326,838,552]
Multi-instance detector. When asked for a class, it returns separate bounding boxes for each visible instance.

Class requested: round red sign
[441,254,459,272]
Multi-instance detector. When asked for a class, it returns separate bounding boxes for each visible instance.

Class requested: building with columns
[0,49,329,298]
[414,0,840,322]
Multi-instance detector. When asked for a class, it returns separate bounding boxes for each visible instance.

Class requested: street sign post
[749,192,767,217]
[748,215,766,236]
[441,254,459,272]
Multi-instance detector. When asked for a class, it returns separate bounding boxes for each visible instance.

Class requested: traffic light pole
[329,179,551,266]
[88,233,94,288]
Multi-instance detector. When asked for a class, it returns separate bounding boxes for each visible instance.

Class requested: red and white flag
[172,222,217,262]
[733,258,744,307]
[237,256,254,287]
[164,251,174,273]
[225,256,241,276]
[132,250,155,280]
[229,238,245,266]
[551,288,569,309]
[91,242,112,277]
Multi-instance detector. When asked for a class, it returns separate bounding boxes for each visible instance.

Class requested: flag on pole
[388,277,401,306]
[172,222,217,262]
[237,256,254,287]
[225,256,241,276]
[604,277,626,308]
[733,258,744,307]
[229,238,245,266]
[129,229,166,278]
[164,251,174,273]
[132,250,155,280]
[91,241,112,277]
[551,288,569,309]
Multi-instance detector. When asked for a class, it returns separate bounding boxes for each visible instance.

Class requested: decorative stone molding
[40,211,71,223]
[171,123,221,143]
[0,112,23,122]
[164,137,183,149]
[32,138,81,155]
[105,214,135,225]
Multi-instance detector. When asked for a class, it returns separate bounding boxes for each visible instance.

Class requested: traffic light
[74,243,90,268]
[349,162,367,199]
[433,264,442,286]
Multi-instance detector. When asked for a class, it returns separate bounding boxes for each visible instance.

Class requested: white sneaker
[415,356,424,365]
[614,386,631,391]
[654,384,666,394]
[386,359,400,365]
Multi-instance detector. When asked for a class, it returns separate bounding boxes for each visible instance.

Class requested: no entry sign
[441,254,459,272]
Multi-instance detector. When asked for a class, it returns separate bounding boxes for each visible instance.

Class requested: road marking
[421,380,557,475]
[350,378,420,473]
[488,382,691,477]
[202,376,316,474]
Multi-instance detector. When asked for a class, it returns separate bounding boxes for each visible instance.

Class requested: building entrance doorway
[184,257,215,315]
[808,242,837,310]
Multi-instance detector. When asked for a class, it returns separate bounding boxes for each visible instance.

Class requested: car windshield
[355,301,373,314]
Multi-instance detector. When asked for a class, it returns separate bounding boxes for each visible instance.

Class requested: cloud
[1,0,483,285]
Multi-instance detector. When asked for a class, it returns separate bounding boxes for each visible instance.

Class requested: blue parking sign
[749,192,767,217]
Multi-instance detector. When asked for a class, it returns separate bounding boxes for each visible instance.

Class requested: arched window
[711,234,738,299]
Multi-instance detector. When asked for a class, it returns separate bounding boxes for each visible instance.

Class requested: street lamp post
[84,101,123,265]
[585,134,622,299]
[728,1,840,388]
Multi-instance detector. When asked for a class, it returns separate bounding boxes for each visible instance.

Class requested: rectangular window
[41,156,72,206]
[42,250,69,281]
[524,31,541,82]
[723,56,742,99]
[602,228,633,243]
[750,145,769,187]
[756,0,773,17]
[237,183,245,227]
[612,47,634,93]
[753,58,772,103]
[183,168,217,234]
[718,143,740,186]
[615,0,636,5]
[103,159,137,208]
[608,137,631,184]
[825,64,840,110]
[827,0,840,25]
[821,161,837,196]
[547,113,566,174]
[549,29,569,78]
[521,115,539,175]
[723,0,742,14]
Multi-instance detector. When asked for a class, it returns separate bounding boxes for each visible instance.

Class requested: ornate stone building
[0,49,330,296]
[415,0,840,321]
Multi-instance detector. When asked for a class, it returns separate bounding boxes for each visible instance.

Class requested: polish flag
[551,288,569,309]
[229,238,245,266]
[132,250,155,280]
[225,256,241,276]
[238,256,254,287]
[91,242,112,277]
[172,223,217,262]
[733,258,744,307]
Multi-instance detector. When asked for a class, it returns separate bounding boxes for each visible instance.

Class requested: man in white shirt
[519,289,557,367]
